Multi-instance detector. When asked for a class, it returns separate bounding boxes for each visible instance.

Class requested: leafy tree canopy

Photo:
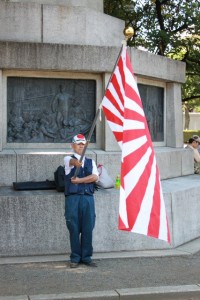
[104,0,200,108]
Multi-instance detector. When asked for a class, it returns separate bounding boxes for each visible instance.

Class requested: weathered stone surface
[0,0,104,12]
[0,151,17,186]
[0,1,122,46]
[0,42,185,83]
[0,148,194,186]
[117,285,200,300]
[166,83,183,147]
[43,6,123,46]
[1,174,200,256]
[0,2,41,42]
[15,150,96,183]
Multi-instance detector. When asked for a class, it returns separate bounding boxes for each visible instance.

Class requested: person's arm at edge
[194,150,200,162]
[71,174,98,184]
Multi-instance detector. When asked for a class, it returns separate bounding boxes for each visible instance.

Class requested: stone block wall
[0,43,186,152]
[0,0,104,12]
[0,147,194,187]
[0,2,123,47]
[1,174,200,257]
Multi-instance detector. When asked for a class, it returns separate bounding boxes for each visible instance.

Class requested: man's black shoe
[70,262,79,268]
[82,261,97,267]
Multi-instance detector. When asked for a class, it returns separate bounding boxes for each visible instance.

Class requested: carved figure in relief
[52,85,73,129]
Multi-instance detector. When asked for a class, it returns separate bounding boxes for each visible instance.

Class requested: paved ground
[0,251,200,297]
[0,238,200,299]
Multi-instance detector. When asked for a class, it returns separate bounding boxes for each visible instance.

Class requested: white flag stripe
[108,81,124,112]
[131,156,157,234]
[122,135,147,159]
[119,186,129,228]
[123,119,145,131]
[124,147,152,198]
[103,97,124,123]
[107,120,123,133]
[125,97,145,117]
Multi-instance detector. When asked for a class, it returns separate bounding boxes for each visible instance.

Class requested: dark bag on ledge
[13,180,56,191]
[54,165,65,192]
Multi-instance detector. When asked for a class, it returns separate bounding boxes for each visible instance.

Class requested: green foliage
[104,0,200,109]
[170,35,200,110]
[104,0,199,54]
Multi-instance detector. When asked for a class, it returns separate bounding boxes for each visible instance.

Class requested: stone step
[0,174,200,257]
[0,147,194,186]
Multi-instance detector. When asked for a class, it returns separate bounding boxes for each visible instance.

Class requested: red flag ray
[105,89,124,116]
[102,44,170,243]
[130,156,159,233]
[125,148,155,230]
[122,128,146,144]
[111,75,125,108]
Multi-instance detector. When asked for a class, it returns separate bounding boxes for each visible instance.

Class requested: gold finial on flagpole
[123,26,134,40]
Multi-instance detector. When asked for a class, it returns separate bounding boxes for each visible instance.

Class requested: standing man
[64,134,99,268]
[52,85,73,129]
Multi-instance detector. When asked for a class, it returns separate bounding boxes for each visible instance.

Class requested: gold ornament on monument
[123,26,134,39]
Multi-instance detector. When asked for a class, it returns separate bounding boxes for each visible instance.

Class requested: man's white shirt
[64,153,99,178]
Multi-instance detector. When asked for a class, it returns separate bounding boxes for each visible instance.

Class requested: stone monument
[0,0,199,257]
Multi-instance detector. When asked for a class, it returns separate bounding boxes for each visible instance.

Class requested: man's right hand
[70,158,82,168]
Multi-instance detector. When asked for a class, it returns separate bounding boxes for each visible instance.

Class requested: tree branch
[171,22,188,34]
[186,58,200,65]
[160,0,171,4]
[155,0,165,31]
[186,72,200,76]
[182,95,200,102]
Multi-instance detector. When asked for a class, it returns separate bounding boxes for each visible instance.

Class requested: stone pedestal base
[0,174,200,257]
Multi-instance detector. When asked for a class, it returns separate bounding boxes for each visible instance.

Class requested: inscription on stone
[138,84,164,142]
[7,77,96,143]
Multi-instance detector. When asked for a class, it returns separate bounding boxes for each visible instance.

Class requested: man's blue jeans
[65,194,96,263]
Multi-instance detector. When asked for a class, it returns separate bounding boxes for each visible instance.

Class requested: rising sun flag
[101,44,171,243]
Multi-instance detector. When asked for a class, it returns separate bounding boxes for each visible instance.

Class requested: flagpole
[73,27,134,177]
